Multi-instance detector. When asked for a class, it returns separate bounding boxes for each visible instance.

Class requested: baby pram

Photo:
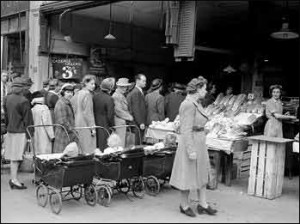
[93,125,145,207]
[142,147,177,196]
[26,124,97,214]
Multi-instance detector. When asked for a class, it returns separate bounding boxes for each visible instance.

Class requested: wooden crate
[247,136,293,199]
[233,150,251,179]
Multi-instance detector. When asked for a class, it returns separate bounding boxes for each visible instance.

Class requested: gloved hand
[188,152,197,160]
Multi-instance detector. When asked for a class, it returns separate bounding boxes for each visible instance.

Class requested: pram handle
[26,124,71,156]
[109,124,142,145]
[73,126,110,137]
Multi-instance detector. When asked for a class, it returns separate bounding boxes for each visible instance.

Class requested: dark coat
[126,87,147,126]
[145,90,165,125]
[3,93,34,139]
[93,90,115,151]
[164,92,185,121]
[53,97,77,153]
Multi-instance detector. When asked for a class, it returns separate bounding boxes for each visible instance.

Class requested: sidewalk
[1,166,299,223]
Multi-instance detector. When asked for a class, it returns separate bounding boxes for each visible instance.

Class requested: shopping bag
[19,142,34,173]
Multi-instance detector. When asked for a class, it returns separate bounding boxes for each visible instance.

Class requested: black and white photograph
[1,1,299,223]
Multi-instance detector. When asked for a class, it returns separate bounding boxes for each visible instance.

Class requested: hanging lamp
[270,1,299,40]
[104,3,116,40]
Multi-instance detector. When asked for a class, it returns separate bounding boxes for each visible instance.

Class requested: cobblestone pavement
[1,166,299,223]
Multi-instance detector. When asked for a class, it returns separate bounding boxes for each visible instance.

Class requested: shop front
[38,1,178,86]
[1,1,29,76]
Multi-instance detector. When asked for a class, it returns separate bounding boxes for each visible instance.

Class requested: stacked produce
[204,93,264,140]
[149,118,175,131]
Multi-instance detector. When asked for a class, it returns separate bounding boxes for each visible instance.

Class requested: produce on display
[149,118,175,131]
[204,93,265,140]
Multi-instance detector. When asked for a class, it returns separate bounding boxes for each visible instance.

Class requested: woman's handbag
[19,141,34,173]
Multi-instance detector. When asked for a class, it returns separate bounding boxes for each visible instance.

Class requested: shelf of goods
[204,92,266,151]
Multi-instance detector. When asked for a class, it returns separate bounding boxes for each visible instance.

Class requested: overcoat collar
[186,95,209,119]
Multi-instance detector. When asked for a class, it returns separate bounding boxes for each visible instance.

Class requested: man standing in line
[126,74,147,145]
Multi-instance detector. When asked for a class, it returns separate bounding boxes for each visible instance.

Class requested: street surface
[1,166,299,223]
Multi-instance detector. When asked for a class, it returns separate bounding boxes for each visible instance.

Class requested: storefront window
[5,32,26,75]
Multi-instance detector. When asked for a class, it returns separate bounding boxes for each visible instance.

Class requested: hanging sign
[52,57,83,80]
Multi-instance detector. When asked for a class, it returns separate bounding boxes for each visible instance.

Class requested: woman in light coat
[170,77,217,217]
[112,78,133,147]
[31,91,54,155]
[71,75,97,154]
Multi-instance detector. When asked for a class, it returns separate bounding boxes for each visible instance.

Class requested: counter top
[247,135,294,143]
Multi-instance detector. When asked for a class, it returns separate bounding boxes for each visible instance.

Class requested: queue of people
[2,68,295,218]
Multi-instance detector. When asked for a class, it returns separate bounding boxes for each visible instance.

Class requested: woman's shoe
[197,204,217,215]
[9,180,27,190]
[179,205,196,217]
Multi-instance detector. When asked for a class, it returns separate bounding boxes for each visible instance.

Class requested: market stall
[144,117,179,144]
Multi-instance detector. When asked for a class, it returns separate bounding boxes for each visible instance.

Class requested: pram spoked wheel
[97,185,112,207]
[71,185,82,200]
[145,175,160,196]
[84,184,98,206]
[49,189,62,214]
[132,176,145,198]
[36,184,49,207]
[116,179,130,194]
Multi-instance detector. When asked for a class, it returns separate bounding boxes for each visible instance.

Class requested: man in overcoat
[126,74,147,145]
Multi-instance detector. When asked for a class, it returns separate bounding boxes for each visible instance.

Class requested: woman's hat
[100,78,115,92]
[11,77,27,88]
[150,78,163,91]
[116,78,131,87]
[22,77,34,86]
[186,78,201,92]
[43,80,49,86]
[31,91,45,105]
[173,82,185,90]
[31,91,44,99]
[61,83,74,91]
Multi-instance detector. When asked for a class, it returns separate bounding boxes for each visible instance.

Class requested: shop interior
[45,1,299,97]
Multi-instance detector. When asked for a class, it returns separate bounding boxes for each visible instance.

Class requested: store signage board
[52,57,83,80]
[88,47,107,76]
[1,1,29,17]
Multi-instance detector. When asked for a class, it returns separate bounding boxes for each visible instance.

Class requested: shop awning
[39,1,120,15]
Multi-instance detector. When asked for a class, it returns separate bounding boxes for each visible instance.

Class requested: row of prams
[26,125,176,214]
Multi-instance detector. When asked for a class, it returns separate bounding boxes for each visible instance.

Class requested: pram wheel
[36,184,49,207]
[84,184,98,206]
[116,179,130,194]
[132,176,145,198]
[49,189,62,214]
[97,185,112,207]
[71,185,82,200]
[145,175,160,196]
